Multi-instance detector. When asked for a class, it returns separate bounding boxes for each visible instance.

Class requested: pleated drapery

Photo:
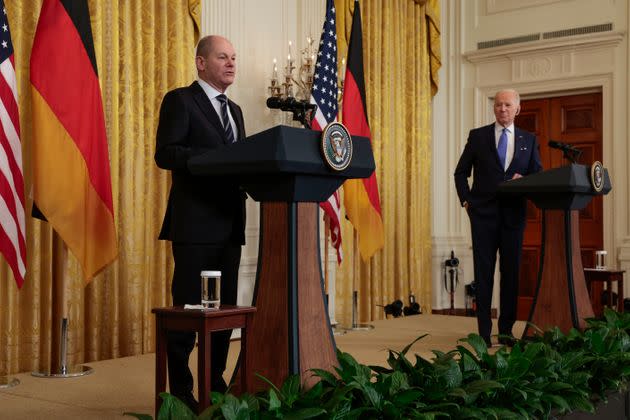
[0,0,199,375]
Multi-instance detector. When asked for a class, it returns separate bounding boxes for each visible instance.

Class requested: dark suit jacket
[155,81,246,244]
[454,123,542,228]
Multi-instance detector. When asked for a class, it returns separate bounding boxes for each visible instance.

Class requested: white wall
[432,0,629,310]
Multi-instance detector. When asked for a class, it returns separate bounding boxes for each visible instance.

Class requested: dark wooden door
[514,92,603,320]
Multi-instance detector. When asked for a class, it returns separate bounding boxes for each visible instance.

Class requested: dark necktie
[497,127,508,171]
[216,94,236,143]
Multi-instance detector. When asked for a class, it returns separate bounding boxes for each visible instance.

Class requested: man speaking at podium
[155,35,246,409]
[454,89,542,347]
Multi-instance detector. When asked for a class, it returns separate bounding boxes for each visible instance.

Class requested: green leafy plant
[125,309,630,420]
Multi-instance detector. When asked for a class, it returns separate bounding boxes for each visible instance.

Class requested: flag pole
[32,232,93,378]
[324,215,330,297]
[340,230,373,331]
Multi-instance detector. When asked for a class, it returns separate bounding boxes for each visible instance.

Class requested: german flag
[30,0,117,282]
[342,0,384,261]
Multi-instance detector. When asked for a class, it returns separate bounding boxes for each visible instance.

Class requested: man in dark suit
[454,89,542,347]
[155,35,246,409]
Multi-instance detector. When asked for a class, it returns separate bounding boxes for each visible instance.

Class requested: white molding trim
[486,0,564,15]
[464,31,625,63]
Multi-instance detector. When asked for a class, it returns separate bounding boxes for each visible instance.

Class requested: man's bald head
[196,35,223,58]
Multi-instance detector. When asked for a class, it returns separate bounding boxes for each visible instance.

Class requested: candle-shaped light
[272,58,278,79]
[288,41,293,64]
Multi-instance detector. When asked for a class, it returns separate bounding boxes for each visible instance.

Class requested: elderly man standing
[454,89,542,347]
[155,35,246,410]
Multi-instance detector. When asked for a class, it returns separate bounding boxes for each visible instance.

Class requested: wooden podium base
[237,202,337,391]
[524,210,594,336]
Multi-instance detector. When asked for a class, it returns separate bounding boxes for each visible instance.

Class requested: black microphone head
[279,97,298,111]
[548,140,562,148]
[266,97,283,109]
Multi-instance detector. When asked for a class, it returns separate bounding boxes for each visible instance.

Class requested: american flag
[310,0,342,264]
[0,1,26,288]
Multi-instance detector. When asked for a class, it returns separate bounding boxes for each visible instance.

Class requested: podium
[188,125,374,391]
[498,164,611,335]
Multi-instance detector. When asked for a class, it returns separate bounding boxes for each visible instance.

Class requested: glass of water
[200,270,221,310]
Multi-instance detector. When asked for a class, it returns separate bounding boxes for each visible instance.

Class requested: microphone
[266,96,318,129]
[266,96,283,109]
[548,140,580,153]
[266,97,316,113]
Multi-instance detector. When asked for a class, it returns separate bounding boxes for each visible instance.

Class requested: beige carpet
[0,314,524,419]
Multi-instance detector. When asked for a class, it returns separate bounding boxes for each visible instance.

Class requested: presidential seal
[321,122,353,171]
[590,161,604,193]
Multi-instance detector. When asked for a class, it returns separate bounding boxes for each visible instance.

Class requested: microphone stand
[563,148,582,164]
[266,97,317,129]
[549,140,583,164]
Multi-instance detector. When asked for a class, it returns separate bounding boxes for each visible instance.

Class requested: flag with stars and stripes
[0,1,26,288]
[310,0,343,264]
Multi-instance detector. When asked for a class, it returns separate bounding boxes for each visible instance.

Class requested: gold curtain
[335,0,441,324]
[0,0,199,375]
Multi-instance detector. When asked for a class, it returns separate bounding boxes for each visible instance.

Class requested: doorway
[514,92,603,320]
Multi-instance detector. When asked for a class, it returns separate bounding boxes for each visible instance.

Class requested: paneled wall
[433,0,629,311]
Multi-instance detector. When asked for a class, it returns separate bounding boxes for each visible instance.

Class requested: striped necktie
[216,94,236,143]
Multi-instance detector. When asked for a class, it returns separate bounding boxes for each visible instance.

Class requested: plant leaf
[401,334,429,356]
[283,407,327,419]
[268,388,281,411]
[157,393,197,420]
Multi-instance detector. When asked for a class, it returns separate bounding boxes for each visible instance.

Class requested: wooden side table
[584,268,625,316]
[152,305,256,416]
